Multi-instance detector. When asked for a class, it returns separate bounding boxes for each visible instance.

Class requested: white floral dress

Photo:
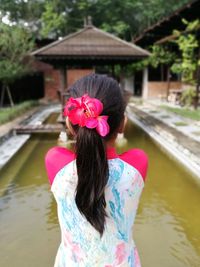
[46,146,147,267]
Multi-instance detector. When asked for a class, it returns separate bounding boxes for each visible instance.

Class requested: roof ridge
[92,27,150,56]
[31,27,89,55]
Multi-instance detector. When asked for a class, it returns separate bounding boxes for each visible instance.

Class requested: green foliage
[180,88,196,107]
[102,21,131,39]
[0,0,189,39]
[129,59,149,73]
[148,45,176,68]
[171,19,200,84]
[40,2,66,38]
[121,44,176,75]
[0,23,34,85]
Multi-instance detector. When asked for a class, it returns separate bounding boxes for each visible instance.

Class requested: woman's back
[45,74,148,266]
[46,146,147,266]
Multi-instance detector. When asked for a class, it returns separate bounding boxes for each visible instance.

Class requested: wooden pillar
[133,74,135,95]
[166,65,171,101]
[120,65,125,91]
[58,67,67,110]
[142,67,148,99]
[111,65,115,78]
[59,68,67,91]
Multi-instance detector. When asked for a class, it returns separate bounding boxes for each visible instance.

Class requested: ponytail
[75,127,108,236]
[66,73,126,236]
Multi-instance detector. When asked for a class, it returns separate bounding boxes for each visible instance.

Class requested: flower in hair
[63,94,110,137]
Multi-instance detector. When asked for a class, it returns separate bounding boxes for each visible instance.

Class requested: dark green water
[43,113,59,124]
[0,121,200,267]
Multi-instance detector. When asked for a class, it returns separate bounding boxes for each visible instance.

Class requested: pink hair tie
[63,94,110,137]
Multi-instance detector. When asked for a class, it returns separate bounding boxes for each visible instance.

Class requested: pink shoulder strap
[119,149,148,181]
[45,147,75,185]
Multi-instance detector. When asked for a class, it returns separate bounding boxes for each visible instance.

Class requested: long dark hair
[68,74,126,236]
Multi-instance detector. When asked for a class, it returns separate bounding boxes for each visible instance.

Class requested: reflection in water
[46,193,59,230]
[0,123,200,266]
[124,121,200,266]
[43,112,59,125]
[0,134,60,267]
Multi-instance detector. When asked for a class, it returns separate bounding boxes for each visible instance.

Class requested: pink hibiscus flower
[64,94,110,137]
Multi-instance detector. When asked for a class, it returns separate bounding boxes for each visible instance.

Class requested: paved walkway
[0,104,61,169]
[141,99,200,143]
[127,99,200,179]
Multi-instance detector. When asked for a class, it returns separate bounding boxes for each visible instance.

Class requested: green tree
[40,1,66,38]
[171,19,200,108]
[0,23,34,106]
[0,0,189,40]
[121,44,175,75]
[148,45,176,68]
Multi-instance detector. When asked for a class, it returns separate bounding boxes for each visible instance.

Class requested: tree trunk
[166,65,171,102]
[1,84,14,107]
[6,86,14,107]
[0,85,6,108]
[161,64,164,81]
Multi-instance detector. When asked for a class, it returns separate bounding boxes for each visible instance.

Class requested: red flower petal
[63,97,82,116]
[82,95,103,117]
[96,116,110,137]
[68,107,86,126]
[85,118,98,128]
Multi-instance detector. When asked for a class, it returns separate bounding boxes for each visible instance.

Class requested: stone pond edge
[126,106,200,182]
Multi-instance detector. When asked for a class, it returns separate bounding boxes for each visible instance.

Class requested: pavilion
[32,18,150,104]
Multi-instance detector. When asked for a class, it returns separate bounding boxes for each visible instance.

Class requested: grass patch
[160,105,200,121]
[130,98,143,105]
[0,100,39,125]
[160,115,170,119]
[174,121,188,126]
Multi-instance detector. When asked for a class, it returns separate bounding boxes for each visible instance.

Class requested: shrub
[180,88,196,106]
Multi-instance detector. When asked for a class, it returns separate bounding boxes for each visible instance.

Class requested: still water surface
[0,121,200,267]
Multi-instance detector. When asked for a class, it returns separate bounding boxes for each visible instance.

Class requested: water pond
[0,120,200,267]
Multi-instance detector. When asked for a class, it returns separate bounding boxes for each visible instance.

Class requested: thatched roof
[32,25,149,63]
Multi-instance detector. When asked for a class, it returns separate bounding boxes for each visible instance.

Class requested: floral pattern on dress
[51,158,144,267]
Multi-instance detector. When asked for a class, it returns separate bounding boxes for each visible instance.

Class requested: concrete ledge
[0,134,30,169]
[127,105,200,182]
[0,104,61,170]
